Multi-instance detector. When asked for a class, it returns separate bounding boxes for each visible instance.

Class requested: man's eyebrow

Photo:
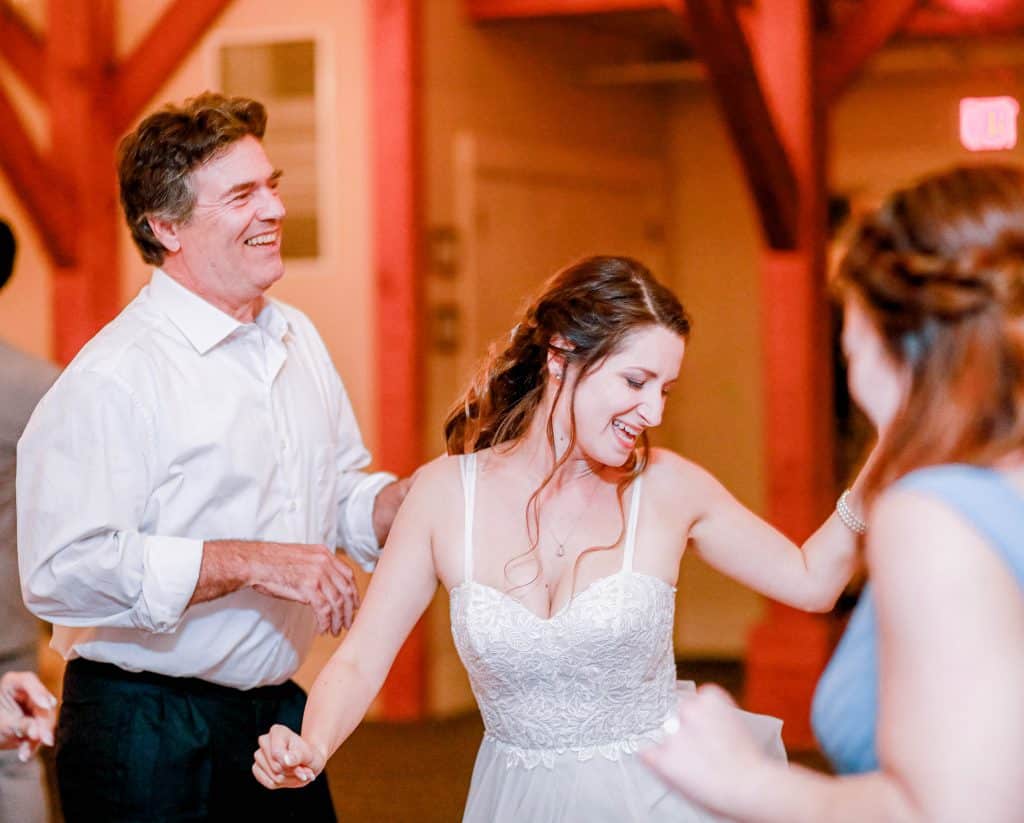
[221,169,284,198]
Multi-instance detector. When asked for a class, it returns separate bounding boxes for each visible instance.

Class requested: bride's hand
[641,685,771,816]
[252,723,327,789]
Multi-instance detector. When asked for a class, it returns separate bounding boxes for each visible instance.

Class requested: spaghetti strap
[459,453,477,584]
[622,474,643,573]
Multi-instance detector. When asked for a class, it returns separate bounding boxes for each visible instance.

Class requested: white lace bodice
[450,454,677,769]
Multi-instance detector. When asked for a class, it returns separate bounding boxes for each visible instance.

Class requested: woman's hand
[252,723,327,789]
[642,685,772,817]
[0,671,57,760]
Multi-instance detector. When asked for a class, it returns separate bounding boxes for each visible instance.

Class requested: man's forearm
[189,540,254,606]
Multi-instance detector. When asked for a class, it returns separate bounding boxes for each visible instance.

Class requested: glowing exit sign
[960,96,1019,152]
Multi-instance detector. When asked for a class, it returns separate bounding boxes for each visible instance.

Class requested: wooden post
[47,0,121,362]
[371,0,427,720]
[740,0,835,750]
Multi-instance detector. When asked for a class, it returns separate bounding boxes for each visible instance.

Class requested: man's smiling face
[169,135,286,312]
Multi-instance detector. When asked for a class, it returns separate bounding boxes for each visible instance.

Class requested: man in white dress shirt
[17,93,409,821]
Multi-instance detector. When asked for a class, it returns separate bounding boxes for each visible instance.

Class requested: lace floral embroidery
[450,572,679,771]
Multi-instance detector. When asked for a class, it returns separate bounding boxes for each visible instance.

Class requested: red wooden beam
[0,84,74,265]
[47,0,120,361]
[371,0,426,721]
[468,0,671,19]
[818,0,919,103]
[110,0,235,134]
[904,5,1024,37]
[683,0,798,250]
[0,2,47,99]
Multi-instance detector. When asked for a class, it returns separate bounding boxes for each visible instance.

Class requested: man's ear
[147,215,182,255]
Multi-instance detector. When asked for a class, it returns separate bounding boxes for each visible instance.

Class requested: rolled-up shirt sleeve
[331,373,395,571]
[17,370,203,634]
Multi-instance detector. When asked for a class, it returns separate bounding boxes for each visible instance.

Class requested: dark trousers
[55,659,337,823]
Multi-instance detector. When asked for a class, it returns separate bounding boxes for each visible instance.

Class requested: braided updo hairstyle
[836,164,1024,500]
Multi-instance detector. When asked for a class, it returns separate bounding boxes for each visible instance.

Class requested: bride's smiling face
[558,325,685,467]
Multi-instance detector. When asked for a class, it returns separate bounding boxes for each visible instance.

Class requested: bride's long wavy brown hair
[835,164,1024,503]
[444,255,691,591]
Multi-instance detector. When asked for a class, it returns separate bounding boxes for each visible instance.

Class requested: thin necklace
[545,476,601,557]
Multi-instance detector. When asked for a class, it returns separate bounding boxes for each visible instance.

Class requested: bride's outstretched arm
[654,446,876,612]
[253,464,442,789]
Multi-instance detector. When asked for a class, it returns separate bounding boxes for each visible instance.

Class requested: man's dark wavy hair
[117,92,268,266]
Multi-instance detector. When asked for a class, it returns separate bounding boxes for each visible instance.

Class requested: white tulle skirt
[462,683,786,823]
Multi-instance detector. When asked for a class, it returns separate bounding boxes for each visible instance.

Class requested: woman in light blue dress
[644,164,1024,823]
[251,255,874,821]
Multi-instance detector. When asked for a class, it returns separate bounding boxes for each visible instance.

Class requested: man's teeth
[245,233,277,246]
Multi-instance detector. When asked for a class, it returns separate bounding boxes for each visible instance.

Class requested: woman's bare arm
[253,459,455,788]
[655,449,864,611]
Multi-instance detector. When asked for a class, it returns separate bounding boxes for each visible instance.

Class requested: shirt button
[280,439,288,451]
[288,500,298,512]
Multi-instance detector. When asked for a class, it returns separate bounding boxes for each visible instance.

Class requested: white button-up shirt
[17,270,393,688]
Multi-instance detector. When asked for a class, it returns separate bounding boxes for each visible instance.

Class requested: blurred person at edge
[0,671,57,763]
[0,219,58,823]
[643,164,1024,823]
[16,93,413,822]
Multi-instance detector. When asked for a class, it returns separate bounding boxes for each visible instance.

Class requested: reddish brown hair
[117,92,268,265]
[444,255,691,588]
[836,165,1024,501]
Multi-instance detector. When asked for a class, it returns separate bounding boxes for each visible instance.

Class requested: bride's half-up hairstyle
[444,255,690,589]
[836,164,1024,502]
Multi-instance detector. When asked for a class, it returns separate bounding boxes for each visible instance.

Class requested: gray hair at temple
[116,92,268,266]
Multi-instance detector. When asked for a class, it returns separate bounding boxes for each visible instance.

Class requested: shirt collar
[255,298,291,345]
[148,269,289,354]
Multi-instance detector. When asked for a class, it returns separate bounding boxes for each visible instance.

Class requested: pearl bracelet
[836,489,867,535]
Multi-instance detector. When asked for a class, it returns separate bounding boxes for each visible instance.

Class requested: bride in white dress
[253,256,868,821]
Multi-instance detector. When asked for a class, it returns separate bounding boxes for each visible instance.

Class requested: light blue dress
[811,464,1024,774]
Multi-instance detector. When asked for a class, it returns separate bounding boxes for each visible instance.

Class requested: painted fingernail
[661,713,680,735]
[284,753,296,766]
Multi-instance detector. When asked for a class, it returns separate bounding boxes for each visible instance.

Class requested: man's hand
[372,457,443,547]
[249,543,361,634]
[371,476,413,547]
[194,540,360,635]
[0,671,57,760]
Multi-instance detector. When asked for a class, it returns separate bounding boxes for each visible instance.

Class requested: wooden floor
[41,660,830,822]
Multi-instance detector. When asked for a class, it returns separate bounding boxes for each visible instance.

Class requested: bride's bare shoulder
[644,447,717,487]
